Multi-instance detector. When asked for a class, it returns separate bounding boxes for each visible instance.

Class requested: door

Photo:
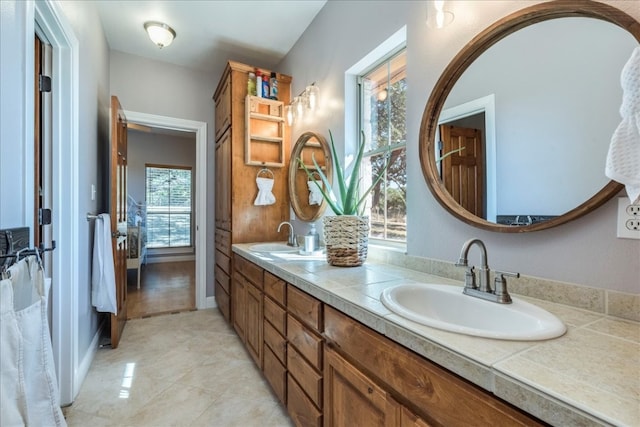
[110,95,128,348]
[439,124,484,218]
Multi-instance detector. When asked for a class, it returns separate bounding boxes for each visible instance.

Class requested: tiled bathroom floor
[63,309,294,426]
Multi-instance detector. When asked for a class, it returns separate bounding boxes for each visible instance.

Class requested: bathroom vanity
[228,244,639,427]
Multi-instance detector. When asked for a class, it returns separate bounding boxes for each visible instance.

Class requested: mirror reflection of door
[439,124,485,218]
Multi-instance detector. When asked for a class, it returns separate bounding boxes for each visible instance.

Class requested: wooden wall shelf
[245,96,285,167]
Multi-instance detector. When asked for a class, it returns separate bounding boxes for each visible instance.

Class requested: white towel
[606,46,640,204]
[254,177,276,206]
[92,213,117,314]
[308,180,324,205]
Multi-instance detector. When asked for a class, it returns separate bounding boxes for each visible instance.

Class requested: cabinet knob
[367,387,373,394]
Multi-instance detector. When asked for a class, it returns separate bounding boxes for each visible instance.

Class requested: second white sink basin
[381,283,566,341]
[248,242,298,253]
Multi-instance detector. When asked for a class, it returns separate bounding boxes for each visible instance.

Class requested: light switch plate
[617,197,640,239]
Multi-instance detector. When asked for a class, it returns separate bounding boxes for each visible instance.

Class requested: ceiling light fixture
[144,21,176,49]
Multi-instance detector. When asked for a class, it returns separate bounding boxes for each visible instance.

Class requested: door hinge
[39,75,52,93]
[39,208,52,225]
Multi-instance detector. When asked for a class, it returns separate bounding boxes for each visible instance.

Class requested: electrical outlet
[617,197,640,239]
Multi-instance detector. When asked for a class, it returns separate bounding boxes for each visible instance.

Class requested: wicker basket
[323,215,369,267]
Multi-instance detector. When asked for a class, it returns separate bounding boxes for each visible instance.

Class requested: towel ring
[308,171,322,182]
[257,168,274,179]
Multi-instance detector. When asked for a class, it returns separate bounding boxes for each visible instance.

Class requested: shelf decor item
[298,130,389,267]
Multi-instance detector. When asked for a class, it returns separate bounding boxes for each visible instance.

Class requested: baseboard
[74,316,105,400]
[145,255,196,264]
[205,295,217,309]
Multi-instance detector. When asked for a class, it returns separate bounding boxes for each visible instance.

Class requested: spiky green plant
[298,130,389,216]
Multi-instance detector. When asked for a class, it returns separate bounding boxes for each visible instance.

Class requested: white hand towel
[308,180,324,205]
[92,213,117,314]
[254,177,276,206]
[606,46,640,204]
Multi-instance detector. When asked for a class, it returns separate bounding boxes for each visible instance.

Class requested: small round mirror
[289,132,333,222]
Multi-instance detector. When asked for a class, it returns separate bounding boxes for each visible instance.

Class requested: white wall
[278,0,640,293]
[109,51,216,295]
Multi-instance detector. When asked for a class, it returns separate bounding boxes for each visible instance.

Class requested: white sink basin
[248,242,298,253]
[381,283,566,341]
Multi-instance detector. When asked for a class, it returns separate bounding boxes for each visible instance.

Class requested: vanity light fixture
[427,0,454,29]
[286,82,320,126]
[144,21,176,48]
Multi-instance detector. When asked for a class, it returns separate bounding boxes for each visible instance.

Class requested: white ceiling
[96,0,327,75]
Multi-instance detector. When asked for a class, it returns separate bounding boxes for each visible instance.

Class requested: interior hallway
[63,309,293,426]
[127,261,196,319]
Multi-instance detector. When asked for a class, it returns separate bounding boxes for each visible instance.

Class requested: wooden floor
[127,261,195,319]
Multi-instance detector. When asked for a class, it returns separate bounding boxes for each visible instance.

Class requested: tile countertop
[232,244,640,427]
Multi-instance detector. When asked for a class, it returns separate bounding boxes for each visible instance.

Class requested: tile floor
[63,309,294,426]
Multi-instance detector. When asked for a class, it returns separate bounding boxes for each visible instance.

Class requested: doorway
[126,126,197,318]
[124,111,208,312]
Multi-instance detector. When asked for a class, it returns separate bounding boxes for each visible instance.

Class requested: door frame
[124,111,209,310]
[439,94,497,222]
[34,0,80,406]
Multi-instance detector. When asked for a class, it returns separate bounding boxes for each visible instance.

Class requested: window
[145,165,192,248]
[359,49,407,242]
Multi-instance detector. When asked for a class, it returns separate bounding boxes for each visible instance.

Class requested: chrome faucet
[455,238,518,304]
[277,221,299,247]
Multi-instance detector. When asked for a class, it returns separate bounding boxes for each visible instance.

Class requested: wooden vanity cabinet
[286,285,324,427]
[263,271,288,405]
[232,254,264,368]
[323,306,544,427]
[213,60,292,323]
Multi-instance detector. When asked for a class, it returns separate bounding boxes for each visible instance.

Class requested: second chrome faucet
[455,238,519,304]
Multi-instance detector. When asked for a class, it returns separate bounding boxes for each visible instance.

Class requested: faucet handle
[493,270,519,304]
[463,266,477,290]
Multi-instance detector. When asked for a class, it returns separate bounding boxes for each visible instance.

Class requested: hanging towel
[308,180,324,205]
[92,213,117,314]
[606,46,640,204]
[254,177,276,206]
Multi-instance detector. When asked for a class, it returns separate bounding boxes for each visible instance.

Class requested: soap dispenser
[305,223,320,253]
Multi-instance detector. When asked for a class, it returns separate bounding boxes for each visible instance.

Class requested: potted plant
[298,130,389,266]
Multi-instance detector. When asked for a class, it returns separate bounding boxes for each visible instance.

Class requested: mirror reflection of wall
[440,17,637,224]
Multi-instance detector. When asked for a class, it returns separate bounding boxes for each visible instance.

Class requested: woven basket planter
[323,215,369,267]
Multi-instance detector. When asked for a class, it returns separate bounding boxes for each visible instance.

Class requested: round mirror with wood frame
[419,0,639,232]
[289,131,333,222]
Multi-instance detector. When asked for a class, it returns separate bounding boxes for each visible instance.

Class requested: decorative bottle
[262,74,270,98]
[256,70,263,98]
[247,72,256,96]
[269,72,278,100]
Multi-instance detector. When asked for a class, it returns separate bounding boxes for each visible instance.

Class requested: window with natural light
[359,49,407,242]
[145,165,192,248]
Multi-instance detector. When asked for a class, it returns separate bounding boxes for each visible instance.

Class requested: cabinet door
[215,129,232,231]
[400,406,433,427]
[324,347,400,427]
[232,275,246,340]
[215,76,231,140]
[245,281,263,368]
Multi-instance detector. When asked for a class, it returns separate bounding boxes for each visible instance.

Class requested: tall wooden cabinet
[213,61,292,321]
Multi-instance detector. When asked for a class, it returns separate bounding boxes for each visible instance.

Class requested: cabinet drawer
[287,285,322,332]
[287,314,322,370]
[288,345,322,409]
[264,271,286,306]
[215,228,231,255]
[264,318,286,364]
[264,297,286,335]
[288,374,322,427]
[234,255,263,289]
[215,249,230,275]
[214,280,230,323]
[215,265,230,294]
[263,345,287,405]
